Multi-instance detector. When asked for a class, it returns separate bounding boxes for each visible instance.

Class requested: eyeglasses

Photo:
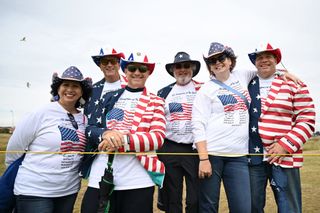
[67,113,78,129]
[207,54,227,65]
[100,57,119,65]
[127,64,149,73]
[174,63,191,69]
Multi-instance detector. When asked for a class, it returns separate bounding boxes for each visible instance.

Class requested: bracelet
[199,158,209,161]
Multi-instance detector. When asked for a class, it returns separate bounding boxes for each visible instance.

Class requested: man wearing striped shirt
[247,43,316,213]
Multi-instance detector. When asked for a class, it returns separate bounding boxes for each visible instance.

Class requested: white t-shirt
[6,102,86,197]
[258,74,275,160]
[164,81,196,144]
[192,70,254,156]
[100,80,121,99]
[258,74,274,108]
[88,90,154,190]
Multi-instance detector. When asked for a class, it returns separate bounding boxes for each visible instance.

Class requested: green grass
[1,134,320,212]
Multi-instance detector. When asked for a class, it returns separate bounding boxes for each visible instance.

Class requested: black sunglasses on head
[207,54,227,65]
[67,113,78,130]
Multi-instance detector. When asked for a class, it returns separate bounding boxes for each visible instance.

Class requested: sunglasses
[100,57,119,65]
[127,64,149,73]
[207,54,227,65]
[174,63,191,69]
[67,113,78,130]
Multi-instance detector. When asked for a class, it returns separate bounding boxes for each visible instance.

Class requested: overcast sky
[0,0,319,130]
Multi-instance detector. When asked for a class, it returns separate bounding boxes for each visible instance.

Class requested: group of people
[5,41,315,213]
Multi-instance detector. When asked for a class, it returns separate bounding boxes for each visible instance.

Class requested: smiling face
[208,54,232,76]
[124,63,150,88]
[58,80,83,110]
[255,52,277,79]
[99,56,121,82]
[172,62,193,86]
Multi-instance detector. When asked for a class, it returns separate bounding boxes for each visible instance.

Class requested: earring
[53,95,59,101]
[79,97,86,105]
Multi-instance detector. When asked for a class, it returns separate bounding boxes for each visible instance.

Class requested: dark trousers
[158,139,199,213]
[81,186,154,213]
[81,187,99,213]
[249,163,302,213]
[16,193,77,213]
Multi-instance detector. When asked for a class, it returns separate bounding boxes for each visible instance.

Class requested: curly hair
[50,79,92,108]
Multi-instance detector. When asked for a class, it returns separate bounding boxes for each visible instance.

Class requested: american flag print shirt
[105,93,140,131]
[164,82,197,143]
[216,80,251,126]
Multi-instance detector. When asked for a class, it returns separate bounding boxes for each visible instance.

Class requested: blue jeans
[249,162,302,213]
[199,156,251,213]
[16,193,78,213]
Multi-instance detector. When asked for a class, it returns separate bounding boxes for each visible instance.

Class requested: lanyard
[211,79,250,110]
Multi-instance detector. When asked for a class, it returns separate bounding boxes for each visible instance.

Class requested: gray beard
[175,76,192,86]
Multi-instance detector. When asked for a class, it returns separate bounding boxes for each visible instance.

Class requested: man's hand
[282,72,303,85]
[266,143,288,164]
[98,130,125,151]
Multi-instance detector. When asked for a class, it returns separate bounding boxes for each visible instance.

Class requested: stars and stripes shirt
[258,77,315,168]
[59,126,87,152]
[163,81,200,144]
[192,70,255,156]
[5,102,87,197]
[86,88,166,189]
[84,74,128,119]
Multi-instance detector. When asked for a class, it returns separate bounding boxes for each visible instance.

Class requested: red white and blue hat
[165,52,201,77]
[248,43,282,65]
[120,52,155,74]
[91,47,125,67]
[52,66,92,89]
[203,42,236,63]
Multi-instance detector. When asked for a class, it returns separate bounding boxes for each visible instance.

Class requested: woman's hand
[98,130,125,151]
[198,159,212,179]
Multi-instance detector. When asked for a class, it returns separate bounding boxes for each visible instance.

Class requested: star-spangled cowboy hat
[120,52,155,74]
[165,52,201,77]
[91,47,125,67]
[203,42,236,62]
[52,66,92,85]
[51,66,92,107]
[248,43,282,65]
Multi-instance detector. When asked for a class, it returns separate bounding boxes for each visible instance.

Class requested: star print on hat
[165,51,201,77]
[120,52,155,74]
[91,47,125,67]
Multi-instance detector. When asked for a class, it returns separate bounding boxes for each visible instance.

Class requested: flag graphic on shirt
[58,126,86,152]
[217,94,247,112]
[169,102,192,121]
[106,108,134,130]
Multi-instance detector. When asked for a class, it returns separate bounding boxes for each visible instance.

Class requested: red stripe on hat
[266,43,273,50]
[112,48,116,54]
[144,55,148,62]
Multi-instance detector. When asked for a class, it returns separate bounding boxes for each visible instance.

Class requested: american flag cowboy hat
[248,43,282,65]
[203,42,236,62]
[91,47,125,67]
[120,52,155,74]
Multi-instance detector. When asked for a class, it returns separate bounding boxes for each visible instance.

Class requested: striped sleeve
[128,95,166,152]
[278,82,315,153]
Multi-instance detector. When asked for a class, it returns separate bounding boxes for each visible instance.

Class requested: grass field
[1,133,320,212]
